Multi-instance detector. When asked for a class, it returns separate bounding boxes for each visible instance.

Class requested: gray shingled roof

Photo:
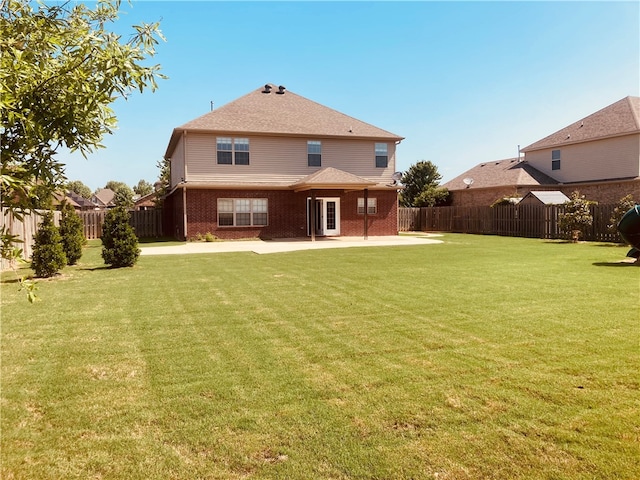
[166,84,403,158]
[442,158,558,191]
[522,96,640,152]
[522,190,570,205]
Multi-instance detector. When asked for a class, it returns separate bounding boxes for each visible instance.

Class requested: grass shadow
[138,237,180,244]
[593,261,639,267]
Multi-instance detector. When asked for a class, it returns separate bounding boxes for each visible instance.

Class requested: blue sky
[58,1,640,191]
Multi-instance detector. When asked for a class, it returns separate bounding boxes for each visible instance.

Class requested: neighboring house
[442,157,559,206]
[67,190,97,210]
[52,191,96,211]
[91,188,116,209]
[163,84,404,240]
[444,96,640,206]
[53,192,81,210]
[519,191,569,206]
[134,192,157,211]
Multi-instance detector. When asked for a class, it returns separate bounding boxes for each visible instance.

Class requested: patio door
[307,197,340,236]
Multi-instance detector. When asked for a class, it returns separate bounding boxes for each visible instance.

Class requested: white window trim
[217,137,250,165]
[217,198,268,227]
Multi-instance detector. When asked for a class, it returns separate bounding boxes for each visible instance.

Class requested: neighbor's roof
[522,96,640,152]
[442,158,558,191]
[165,84,403,158]
[93,188,115,206]
[522,190,570,205]
[291,167,377,192]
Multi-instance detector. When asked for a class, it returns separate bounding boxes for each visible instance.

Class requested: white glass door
[307,197,340,236]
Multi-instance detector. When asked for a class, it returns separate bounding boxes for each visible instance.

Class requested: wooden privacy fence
[399,204,620,242]
[1,209,163,266]
[1,209,62,269]
[79,210,163,240]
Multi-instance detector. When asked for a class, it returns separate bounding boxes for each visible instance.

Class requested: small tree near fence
[558,191,596,242]
[59,203,85,265]
[101,207,140,268]
[607,194,636,243]
[31,212,66,278]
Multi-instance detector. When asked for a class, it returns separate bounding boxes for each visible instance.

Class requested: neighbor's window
[217,137,250,165]
[375,143,388,168]
[551,149,561,170]
[217,138,233,165]
[217,198,268,227]
[308,141,321,167]
[357,197,377,214]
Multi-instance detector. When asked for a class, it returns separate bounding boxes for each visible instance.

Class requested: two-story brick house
[163,84,404,240]
[443,96,640,206]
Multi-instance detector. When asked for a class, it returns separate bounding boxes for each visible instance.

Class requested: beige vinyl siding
[526,134,640,183]
[170,134,185,187]
[184,134,396,185]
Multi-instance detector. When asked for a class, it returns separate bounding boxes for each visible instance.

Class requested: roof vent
[262,84,272,94]
[276,85,286,95]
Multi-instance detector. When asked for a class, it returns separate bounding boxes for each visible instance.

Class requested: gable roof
[92,188,115,207]
[442,158,558,191]
[522,96,640,152]
[521,190,570,205]
[66,190,96,209]
[291,167,377,192]
[166,84,403,158]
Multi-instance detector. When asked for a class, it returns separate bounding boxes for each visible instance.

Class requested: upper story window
[551,149,561,170]
[217,137,250,165]
[375,143,388,168]
[217,138,233,165]
[234,138,250,165]
[308,141,321,167]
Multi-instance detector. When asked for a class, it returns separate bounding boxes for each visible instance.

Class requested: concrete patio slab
[140,234,443,256]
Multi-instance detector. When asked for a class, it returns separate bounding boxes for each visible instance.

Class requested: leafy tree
[67,180,93,200]
[154,157,170,207]
[113,185,134,208]
[31,212,67,278]
[133,179,153,196]
[104,180,130,193]
[400,161,449,207]
[558,191,596,242]
[1,0,165,297]
[607,194,636,242]
[101,206,140,267]
[59,202,85,265]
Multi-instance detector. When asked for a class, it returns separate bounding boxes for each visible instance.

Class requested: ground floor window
[357,197,377,214]
[218,198,268,226]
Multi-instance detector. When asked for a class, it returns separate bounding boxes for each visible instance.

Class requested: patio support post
[310,189,316,242]
[363,188,369,240]
[182,185,187,241]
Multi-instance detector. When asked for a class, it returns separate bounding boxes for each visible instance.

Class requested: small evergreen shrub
[59,203,85,265]
[31,211,67,278]
[101,207,140,267]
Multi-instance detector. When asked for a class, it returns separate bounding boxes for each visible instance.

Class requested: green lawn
[1,234,638,479]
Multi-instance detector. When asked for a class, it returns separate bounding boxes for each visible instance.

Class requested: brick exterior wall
[165,188,399,240]
[449,179,640,207]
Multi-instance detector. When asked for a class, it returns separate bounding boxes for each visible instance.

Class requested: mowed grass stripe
[2,235,638,479]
